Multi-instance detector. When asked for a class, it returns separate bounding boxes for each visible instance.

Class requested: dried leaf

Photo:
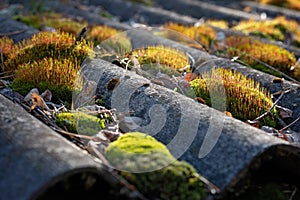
[24,88,39,102]
[30,93,49,111]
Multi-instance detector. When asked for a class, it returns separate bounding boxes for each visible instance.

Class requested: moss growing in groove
[87,25,121,46]
[259,0,300,11]
[3,31,93,72]
[225,35,297,80]
[4,31,93,103]
[232,16,300,47]
[165,23,217,48]
[105,132,206,200]
[14,13,87,36]
[130,45,190,72]
[55,112,105,135]
[0,37,14,71]
[190,68,277,127]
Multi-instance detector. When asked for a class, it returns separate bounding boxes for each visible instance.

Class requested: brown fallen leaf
[30,93,49,112]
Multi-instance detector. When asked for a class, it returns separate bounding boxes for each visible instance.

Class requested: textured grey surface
[0,94,123,200]
[80,58,300,191]
[152,0,260,22]
[88,0,197,25]
[0,15,38,42]
[124,29,300,132]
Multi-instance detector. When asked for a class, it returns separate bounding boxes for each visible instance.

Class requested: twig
[0,74,14,79]
[252,88,288,122]
[211,42,300,85]
[51,126,96,141]
[289,186,297,200]
[0,29,25,36]
[280,116,300,132]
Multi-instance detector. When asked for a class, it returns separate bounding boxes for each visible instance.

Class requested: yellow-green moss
[190,68,277,126]
[0,37,14,70]
[105,132,206,200]
[87,25,121,45]
[260,0,300,11]
[233,16,300,47]
[206,20,229,29]
[130,45,190,71]
[165,23,217,48]
[5,32,93,103]
[3,31,92,72]
[225,35,297,79]
[55,112,105,135]
[14,13,87,36]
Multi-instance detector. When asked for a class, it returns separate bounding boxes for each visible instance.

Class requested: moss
[3,31,92,72]
[190,68,277,126]
[130,45,190,71]
[225,36,297,80]
[105,132,206,200]
[165,23,216,48]
[233,16,300,47]
[13,13,87,36]
[259,0,300,11]
[87,25,121,46]
[55,112,105,135]
[10,79,73,104]
[128,0,154,6]
[0,37,14,71]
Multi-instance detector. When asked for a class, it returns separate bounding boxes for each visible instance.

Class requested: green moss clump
[190,68,277,127]
[225,36,297,80]
[105,132,206,200]
[55,112,105,135]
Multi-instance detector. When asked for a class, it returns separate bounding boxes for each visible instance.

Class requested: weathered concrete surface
[80,58,300,192]
[124,29,300,132]
[152,0,261,22]
[0,94,136,200]
[241,1,300,23]
[88,0,197,25]
[0,15,38,42]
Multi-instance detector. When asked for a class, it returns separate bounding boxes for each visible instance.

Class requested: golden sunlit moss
[14,13,87,35]
[45,18,87,36]
[206,20,229,29]
[105,132,206,200]
[225,35,297,79]
[5,31,93,103]
[190,68,276,126]
[3,31,92,72]
[233,16,300,46]
[0,37,14,70]
[131,45,190,71]
[11,58,79,102]
[259,0,300,11]
[165,23,217,48]
[87,25,121,45]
